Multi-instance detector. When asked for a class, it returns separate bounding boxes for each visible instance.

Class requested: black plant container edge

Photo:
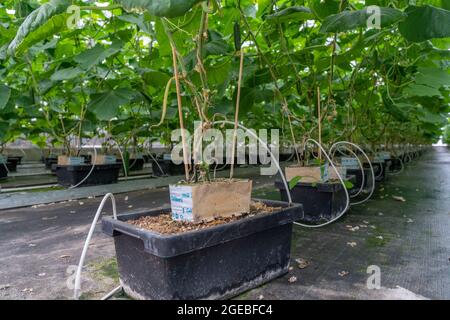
[103,198,303,258]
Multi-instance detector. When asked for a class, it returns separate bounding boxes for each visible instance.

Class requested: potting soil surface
[127,202,282,235]
[0,147,449,300]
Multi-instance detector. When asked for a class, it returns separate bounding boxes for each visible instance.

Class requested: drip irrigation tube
[75,120,294,300]
[74,193,117,300]
[330,141,375,206]
[292,139,350,228]
[330,145,365,198]
[68,147,98,189]
[388,156,404,176]
[143,142,166,176]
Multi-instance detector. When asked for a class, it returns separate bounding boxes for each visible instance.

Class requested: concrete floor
[0,147,449,300]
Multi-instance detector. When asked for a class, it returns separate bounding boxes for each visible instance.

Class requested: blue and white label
[341,157,360,170]
[377,152,391,160]
[102,155,117,164]
[169,185,194,222]
[67,157,85,165]
[0,156,5,164]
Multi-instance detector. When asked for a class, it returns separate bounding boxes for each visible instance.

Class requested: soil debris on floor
[127,201,282,235]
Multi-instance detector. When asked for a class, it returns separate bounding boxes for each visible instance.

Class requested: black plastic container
[129,158,144,171]
[102,199,302,300]
[152,159,185,176]
[279,153,295,161]
[8,156,22,165]
[55,163,121,187]
[346,168,374,195]
[365,160,389,182]
[275,181,346,223]
[6,157,20,172]
[44,156,58,170]
[0,164,7,179]
[388,157,402,172]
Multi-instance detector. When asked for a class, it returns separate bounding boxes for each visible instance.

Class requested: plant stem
[317,87,322,161]
[230,48,245,180]
[171,46,190,182]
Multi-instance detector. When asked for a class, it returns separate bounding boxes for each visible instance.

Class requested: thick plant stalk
[171,46,190,181]
[317,87,322,161]
[230,48,245,179]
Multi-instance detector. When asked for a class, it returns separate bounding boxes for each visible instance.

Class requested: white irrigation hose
[375,161,384,179]
[74,193,117,300]
[147,151,166,176]
[74,121,293,300]
[68,147,98,189]
[292,139,350,228]
[330,145,365,198]
[108,139,128,177]
[331,141,376,206]
[212,120,292,204]
[101,285,122,300]
[388,156,404,176]
[143,142,166,176]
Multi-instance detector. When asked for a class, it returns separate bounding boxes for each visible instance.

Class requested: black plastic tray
[102,199,303,300]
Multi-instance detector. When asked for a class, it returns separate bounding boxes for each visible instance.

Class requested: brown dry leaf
[288,276,298,283]
[338,271,349,277]
[347,241,357,248]
[295,258,310,269]
[392,196,406,202]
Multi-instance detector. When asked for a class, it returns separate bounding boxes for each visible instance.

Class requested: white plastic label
[341,157,360,170]
[377,152,391,160]
[0,155,5,164]
[163,154,172,161]
[102,155,117,164]
[169,185,194,222]
[68,157,85,165]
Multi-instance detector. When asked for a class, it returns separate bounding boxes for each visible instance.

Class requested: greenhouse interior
[0,0,449,304]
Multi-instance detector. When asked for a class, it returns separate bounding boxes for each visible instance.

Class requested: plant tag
[0,155,5,164]
[163,154,172,161]
[377,152,391,160]
[102,155,117,164]
[169,185,194,222]
[373,155,384,163]
[341,157,360,170]
[69,157,84,165]
[58,156,85,165]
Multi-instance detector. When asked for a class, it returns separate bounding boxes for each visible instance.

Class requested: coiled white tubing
[330,141,376,206]
[292,139,350,228]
